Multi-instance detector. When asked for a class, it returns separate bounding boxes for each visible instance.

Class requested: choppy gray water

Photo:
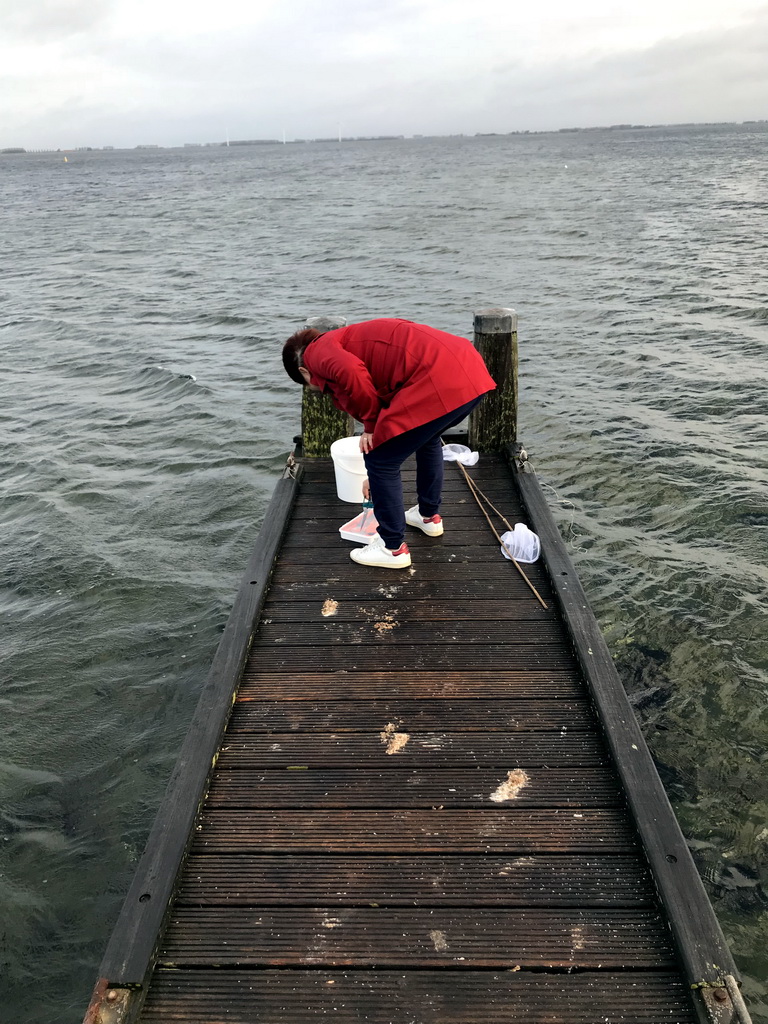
[1,127,767,1023]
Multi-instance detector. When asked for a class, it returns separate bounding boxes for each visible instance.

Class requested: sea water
[1,126,767,1022]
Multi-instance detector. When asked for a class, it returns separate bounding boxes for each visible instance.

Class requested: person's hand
[359,432,374,454]
[362,478,370,500]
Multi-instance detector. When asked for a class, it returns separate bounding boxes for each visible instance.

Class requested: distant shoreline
[4,119,767,155]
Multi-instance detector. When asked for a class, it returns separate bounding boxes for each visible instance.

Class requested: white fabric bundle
[442,443,479,466]
[500,524,541,564]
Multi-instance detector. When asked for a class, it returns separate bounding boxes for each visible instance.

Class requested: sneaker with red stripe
[350,535,412,569]
[405,505,444,537]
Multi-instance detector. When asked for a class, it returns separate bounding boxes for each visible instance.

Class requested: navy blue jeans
[363,395,486,549]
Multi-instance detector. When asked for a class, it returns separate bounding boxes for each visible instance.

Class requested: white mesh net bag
[500,523,541,564]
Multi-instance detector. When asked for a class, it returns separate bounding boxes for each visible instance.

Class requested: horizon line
[3,118,768,154]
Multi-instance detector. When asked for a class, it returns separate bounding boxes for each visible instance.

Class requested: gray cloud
[2,3,768,148]
[485,11,768,129]
[0,0,111,41]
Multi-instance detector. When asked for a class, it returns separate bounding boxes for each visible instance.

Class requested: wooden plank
[293,483,519,504]
[297,500,521,522]
[140,969,697,1024]
[96,462,303,989]
[255,620,566,646]
[289,504,522,524]
[228,698,595,731]
[297,460,519,484]
[262,597,554,620]
[193,808,636,853]
[269,563,554,586]
[285,506,524,529]
[238,671,585,700]
[252,644,576,672]
[275,544,542,565]
[176,853,655,906]
[216,732,608,768]
[157,907,674,968]
[300,469,520,489]
[206,766,621,807]
[265,575,554,600]
[508,446,740,987]
[295,490,519,511]
[292,501,519,520]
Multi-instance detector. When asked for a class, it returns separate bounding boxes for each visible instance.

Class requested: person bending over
[282,318,495,569]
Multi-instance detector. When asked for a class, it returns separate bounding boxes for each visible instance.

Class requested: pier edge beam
[469,307,518,452]
[301,315,354,457]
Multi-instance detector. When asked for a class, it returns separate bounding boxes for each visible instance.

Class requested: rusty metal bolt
[712,988,729,1003]
[106,990,119,1003]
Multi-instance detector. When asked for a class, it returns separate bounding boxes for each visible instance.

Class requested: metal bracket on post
[695,977,753,1024]
[83,981,136,1024]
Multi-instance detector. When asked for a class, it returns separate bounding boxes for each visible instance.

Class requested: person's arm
[308,341,383,433]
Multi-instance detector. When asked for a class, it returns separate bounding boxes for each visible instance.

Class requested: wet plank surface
[216,732,609,766]
[160,907,675,967]
[177,853,655,905]
[139,454,697,1023]
[140,969,696,1024]
[206,766,622,807]
[194,807,636,852]
[228,697,594,731]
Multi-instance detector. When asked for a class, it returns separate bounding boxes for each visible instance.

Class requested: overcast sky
[2,0,768,149]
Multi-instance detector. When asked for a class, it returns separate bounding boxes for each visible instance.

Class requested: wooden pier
[85,310,750,1024]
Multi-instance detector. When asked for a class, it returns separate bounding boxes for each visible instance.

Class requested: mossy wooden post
[469,307,518,452]
[301,315,353,457]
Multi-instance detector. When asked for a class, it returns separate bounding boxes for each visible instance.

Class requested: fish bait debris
[380,721,409,755]
[373,612,398,635]
[489,769,530,803]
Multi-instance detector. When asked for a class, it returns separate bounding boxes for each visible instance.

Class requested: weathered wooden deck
[86,447,750,1024]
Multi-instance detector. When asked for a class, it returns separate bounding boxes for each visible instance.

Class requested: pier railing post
[469,307,518,452]
[301,315,353,457]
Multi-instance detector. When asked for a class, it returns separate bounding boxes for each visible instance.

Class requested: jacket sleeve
[308,340,383,431]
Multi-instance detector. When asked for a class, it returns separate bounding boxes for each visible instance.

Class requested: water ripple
[1,126,768,1022]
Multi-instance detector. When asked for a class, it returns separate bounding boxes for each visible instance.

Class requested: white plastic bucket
[330,436,367,503]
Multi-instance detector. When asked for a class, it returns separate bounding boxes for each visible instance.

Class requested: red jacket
[303,319,496,447]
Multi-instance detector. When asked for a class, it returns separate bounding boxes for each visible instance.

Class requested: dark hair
[282,328,321,384]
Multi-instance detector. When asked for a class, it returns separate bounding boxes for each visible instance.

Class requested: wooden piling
[301,315,353,457]
[469,307,518,452]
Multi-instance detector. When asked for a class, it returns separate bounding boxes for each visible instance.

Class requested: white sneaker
[350,534,411,569]
[405,505,444,537]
